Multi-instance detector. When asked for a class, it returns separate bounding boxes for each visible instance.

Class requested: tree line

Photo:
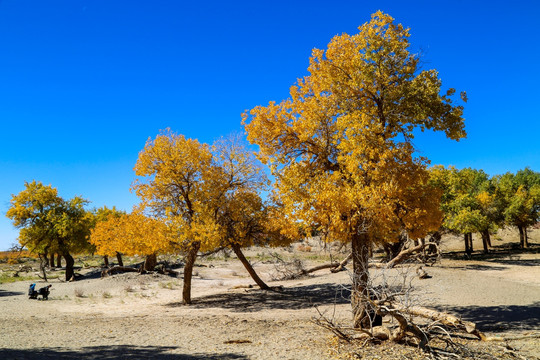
[6,11,539,332]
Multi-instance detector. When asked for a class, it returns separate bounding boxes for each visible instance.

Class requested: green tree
[430,166,501,255]
[243,12,466,328]
[6,181,92,281]
[496,168,540,248]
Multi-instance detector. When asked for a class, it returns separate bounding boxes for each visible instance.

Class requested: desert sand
[1,233,539,359]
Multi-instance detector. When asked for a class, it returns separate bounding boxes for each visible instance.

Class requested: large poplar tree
[243,12,466,328]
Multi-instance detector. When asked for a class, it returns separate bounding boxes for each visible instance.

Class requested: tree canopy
[6,180,92,280]
[132,130,281,302]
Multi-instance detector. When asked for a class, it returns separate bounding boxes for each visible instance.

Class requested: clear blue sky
[1,0,539,250]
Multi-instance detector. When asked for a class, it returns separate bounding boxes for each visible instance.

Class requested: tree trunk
[481,230,490,254]
[468,233,474,253]
[38,253,48,282]
[231,243,269,290]
[49,254,55,268]
[103,255,109,267]
[143,253,157,271]
[464,233,470,256]
[116,252,124,267]
[64,253,75,281]
[518,225,525,248]
[182,241,201,305]
[56,253,62,268]
[523,226,529,249]
[351,233,374,329]
[42,251,49,268]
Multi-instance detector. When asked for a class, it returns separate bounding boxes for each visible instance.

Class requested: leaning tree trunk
[103,255,109,267]
[481,230,490,254]
[231,243,269,290]
[56,253,62,268]
[143,253,157,271]
[38,253,48,282]
[64,253,75,281]
[351,232,373,329]
[182,241,201,305]
[116,252,124,267]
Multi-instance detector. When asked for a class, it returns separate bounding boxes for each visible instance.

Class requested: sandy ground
[1,235,539,359]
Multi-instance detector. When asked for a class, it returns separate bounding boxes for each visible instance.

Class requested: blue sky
[1,0,539,250]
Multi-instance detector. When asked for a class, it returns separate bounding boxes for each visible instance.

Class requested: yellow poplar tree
[91,206,126,266]
[133,131,278,303]
[90,210,172,271]
[243,12,466,328]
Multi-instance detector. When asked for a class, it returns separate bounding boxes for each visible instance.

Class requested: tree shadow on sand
[165,283,351,312]
[0,289,24,297]
[434,302,540,333]
[0,346,248,360]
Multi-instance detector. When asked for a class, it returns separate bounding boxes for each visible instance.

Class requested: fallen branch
[330,253,352,273]
[296,262,339,276]
[396,305,487,340]
[101,266,139,277]
[385,242,439,269]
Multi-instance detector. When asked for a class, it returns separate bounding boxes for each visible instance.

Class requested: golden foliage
[131,130,281,253]
[90,211,173,257]
[243,12,465,244]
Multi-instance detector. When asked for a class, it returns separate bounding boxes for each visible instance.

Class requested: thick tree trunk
[351,233,374,329]
[103,255,109,267]
[116,252,124,267]
[182,241,201,305]
[481,230,490,254]
[49,254,55,268]
[231,244,270,290]
[143,253,157,271]
[64,253,75,281]
[56,253,62,268]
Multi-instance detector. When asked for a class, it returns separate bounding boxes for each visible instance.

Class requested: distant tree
[430,166,500,255]
[91,206,126,266]
[6,181,92,281]
[243,12,466,328]
[495,168,540,248]
[90,210,172,271]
